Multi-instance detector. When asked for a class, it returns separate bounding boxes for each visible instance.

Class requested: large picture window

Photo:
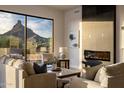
[0,10,54,62]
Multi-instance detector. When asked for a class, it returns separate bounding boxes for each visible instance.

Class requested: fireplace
[84,50,110,61]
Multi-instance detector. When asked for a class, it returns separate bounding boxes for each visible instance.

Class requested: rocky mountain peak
[12,20,23,32]
[17,20,22,25]
[0,19,49,49]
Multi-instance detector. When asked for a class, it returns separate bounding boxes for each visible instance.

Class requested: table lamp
[59,47,67,59]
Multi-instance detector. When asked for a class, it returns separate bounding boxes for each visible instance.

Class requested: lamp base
[59,53,66,59]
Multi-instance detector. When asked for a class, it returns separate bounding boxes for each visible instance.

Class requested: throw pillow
[4,56,15,65]
[12,59,24,69]
[0,55,7,64]
[7,58,16,66]
[23,62,35,75]
[33,63,47,74]
[94,66,107,82]
[85,64,103,80]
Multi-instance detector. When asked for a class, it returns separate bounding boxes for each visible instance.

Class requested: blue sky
[0,11,24,34]
[0,11,53,38]
[27,16,52,38]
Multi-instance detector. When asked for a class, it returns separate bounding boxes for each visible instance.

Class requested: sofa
[0,55,57,88]
[65,62,124,88]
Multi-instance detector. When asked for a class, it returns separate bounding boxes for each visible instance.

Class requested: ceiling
[47,5,80,11]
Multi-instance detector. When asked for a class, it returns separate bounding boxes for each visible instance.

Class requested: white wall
[64,6,82,69]
[0,5,64,56]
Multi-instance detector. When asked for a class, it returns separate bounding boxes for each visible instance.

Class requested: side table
[57,59,70,69]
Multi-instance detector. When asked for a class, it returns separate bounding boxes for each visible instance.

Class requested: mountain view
[0,20,50,49]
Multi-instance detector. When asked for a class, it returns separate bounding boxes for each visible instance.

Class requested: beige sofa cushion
[64,76,102,88]
[101,62,124,88]
[12,60,35,76]
[81,78,102,88]
[23,62,35,76]
[105,62,124,76]
[85,64,103,80]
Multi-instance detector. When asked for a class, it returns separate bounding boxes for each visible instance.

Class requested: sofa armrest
[23,73,57,88]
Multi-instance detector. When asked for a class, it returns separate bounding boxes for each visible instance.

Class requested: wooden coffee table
[48,68,81,78]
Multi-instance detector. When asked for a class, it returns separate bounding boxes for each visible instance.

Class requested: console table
[57,59,70,69]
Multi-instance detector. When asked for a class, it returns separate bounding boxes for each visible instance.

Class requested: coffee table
[47,68,81,88]
[48,68,81,78]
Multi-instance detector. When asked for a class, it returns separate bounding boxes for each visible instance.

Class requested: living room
[1,3,124,89]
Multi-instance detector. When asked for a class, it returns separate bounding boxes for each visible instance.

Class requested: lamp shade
[59,47,68,59]
[59,47,67,53]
